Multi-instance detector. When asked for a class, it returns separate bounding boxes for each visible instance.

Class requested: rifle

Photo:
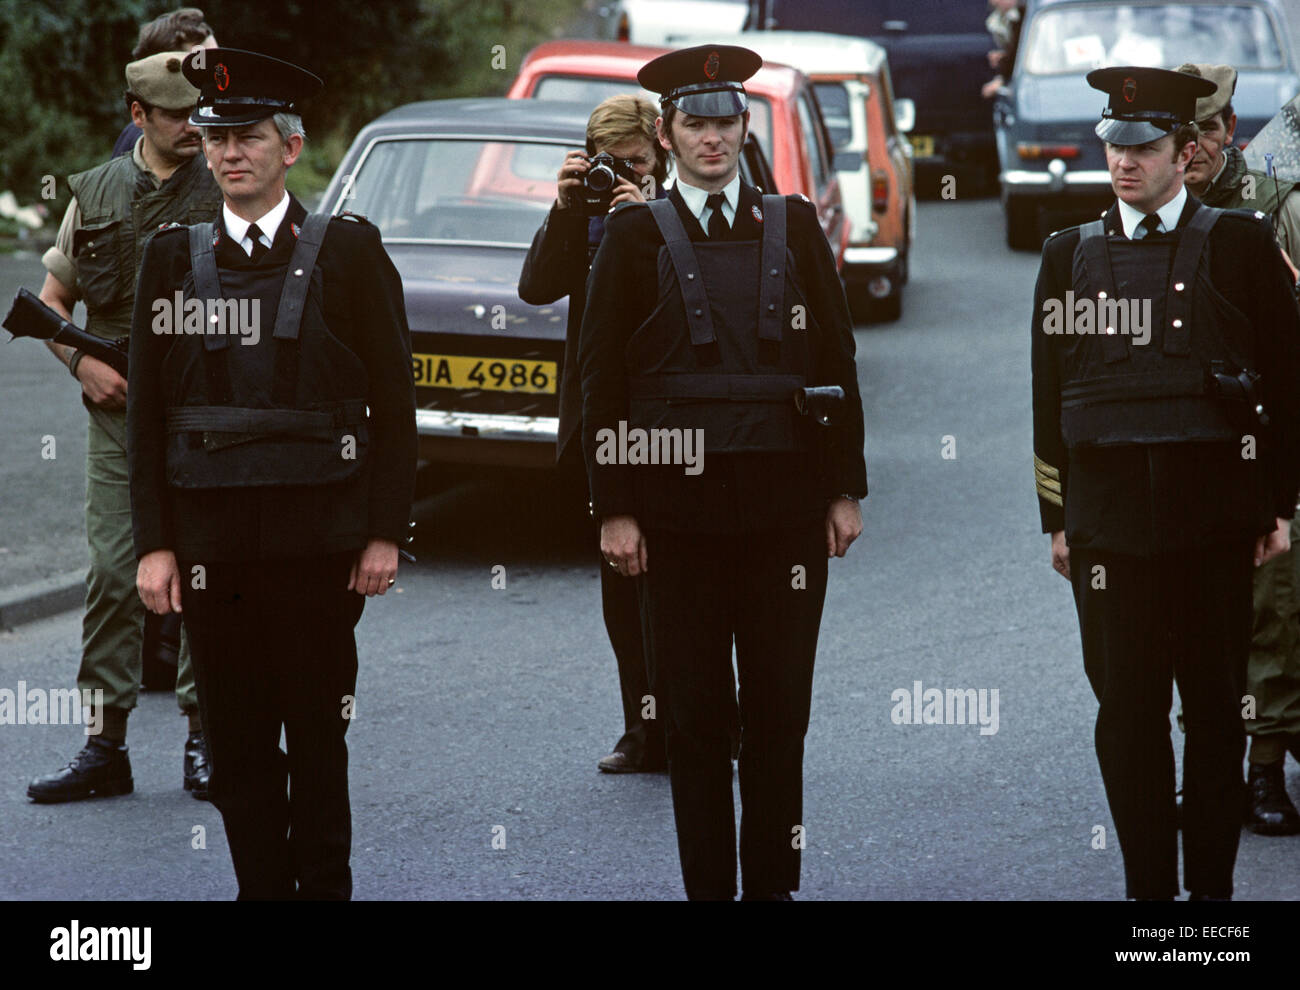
[3,287,128,377]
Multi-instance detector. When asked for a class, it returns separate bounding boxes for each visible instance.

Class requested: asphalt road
[0,197,1297,902]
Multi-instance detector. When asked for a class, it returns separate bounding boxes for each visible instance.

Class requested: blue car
[995,0,1300,249]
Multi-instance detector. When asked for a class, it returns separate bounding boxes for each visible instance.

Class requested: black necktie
[246,222,269,262]
[1133,213,1162,240]
[705,192,729,240]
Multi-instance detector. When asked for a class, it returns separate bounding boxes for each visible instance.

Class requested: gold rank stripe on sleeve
[1034,454,1062,506]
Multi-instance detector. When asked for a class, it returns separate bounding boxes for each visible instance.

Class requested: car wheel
[1005,195,1042,251]
[847,280,902,323]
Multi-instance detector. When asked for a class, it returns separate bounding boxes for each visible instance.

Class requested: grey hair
[273,112,305,142]
[201,113,305,143]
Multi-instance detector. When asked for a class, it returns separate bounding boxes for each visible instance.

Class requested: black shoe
[1188,893,1232,901]
[740,891,794,901]
[597,749,666,773]
[27,737,133,803]
[184,732,211,801]
[1244,762,1300,835]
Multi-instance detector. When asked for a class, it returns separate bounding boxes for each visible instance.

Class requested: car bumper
[1001,167,1111,196]
[416,408,558,468]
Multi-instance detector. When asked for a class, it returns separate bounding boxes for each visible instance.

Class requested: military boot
[1244,762,1300,835]
[184,731,211,801]
[27,737,133,803]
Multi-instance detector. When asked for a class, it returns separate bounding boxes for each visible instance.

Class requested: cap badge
[1122,77,1137,103]
[751,204,763,223]
[704,51,720,80]
[214,63,230,92]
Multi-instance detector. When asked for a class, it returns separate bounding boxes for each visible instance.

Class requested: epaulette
[334,210,372,224]
[1221,206,1272,225]
[156,221,186,231]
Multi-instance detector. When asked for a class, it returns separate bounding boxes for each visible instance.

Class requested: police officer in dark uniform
[1031,66,1300,900]
[579,44,867,900]
[127,49,416,899]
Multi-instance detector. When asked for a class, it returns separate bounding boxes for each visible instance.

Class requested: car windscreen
[1022,4,1283,75]
[532,74,774,168]
[341,137,562,245]
[812,82,853,149]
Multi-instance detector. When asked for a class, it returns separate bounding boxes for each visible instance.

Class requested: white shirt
[675,173,740,234]
[1116,184,1187,239]
[223,192,291,258]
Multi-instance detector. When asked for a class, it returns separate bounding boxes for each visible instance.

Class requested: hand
[1255,517,1291,567]
[825,497,862,558]
[137,549,182,615]
[600,514,647,577]
[348,538,399,596]
[1050,530,1070,580]
[76,354,127,409]
[608,175,648,210]
[981,76,1005,100]
[555,150,589,211]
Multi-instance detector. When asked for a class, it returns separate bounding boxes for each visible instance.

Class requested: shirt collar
[223,193,292,254]
[131,136,163,190]
[1207,151,1230,189]
[1116,184,1187,239]
[675,173,741,224]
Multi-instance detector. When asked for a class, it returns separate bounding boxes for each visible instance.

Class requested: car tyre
[1005,194,1043,251]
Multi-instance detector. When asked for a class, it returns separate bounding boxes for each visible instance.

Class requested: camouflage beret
[125,51,200,111]
[1176,62,1238,123]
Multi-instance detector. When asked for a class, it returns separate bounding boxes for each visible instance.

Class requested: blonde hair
[586,94,669,185]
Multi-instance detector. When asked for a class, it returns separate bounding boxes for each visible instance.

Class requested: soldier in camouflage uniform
[1180,62,1300,835]
[27,51,221,804]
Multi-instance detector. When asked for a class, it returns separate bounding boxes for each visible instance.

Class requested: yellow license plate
[909,134,935,158]
[412,353,557,394]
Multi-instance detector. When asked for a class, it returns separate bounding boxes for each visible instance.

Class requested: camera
[579,152,640,215]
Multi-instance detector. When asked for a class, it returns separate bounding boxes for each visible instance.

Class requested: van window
[813,82,853,149]
[796,91,829,187]
[1022,4,1283,74]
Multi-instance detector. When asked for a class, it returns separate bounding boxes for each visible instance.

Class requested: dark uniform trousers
[1070,543,1252,899]
[180,551,363,900]
[641,523,827,900]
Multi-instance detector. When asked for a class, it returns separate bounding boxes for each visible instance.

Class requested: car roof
[517,39,806,99]
[355,97,593,141]
[670,31,887,75]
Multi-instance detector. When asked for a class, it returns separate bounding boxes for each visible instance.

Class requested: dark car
[752,0,998,188]
[996,0,1300,249]
[317,97,777,470]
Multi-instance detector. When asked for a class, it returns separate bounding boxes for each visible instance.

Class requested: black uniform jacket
[517,201,590,467]
[1031,194,1300,555]
[579,180,867,533]
[127,195,417,562]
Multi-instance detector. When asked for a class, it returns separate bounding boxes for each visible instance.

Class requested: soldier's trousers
[640,523,826,900]
[179,551,363,900]
[1247,517,1300,761]
[81,408,196,715]
[1070,544,1252,899]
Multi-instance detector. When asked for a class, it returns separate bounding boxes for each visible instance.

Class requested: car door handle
[884,19,907,31]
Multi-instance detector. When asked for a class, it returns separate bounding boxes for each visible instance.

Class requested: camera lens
[586,163,616,192]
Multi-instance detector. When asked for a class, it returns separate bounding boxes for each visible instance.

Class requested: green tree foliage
[1,0,589,213]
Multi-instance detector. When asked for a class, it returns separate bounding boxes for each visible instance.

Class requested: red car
[506,40,850,271]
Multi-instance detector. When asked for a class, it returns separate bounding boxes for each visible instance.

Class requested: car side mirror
[894,98,915,134]
[832,150,863,172]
